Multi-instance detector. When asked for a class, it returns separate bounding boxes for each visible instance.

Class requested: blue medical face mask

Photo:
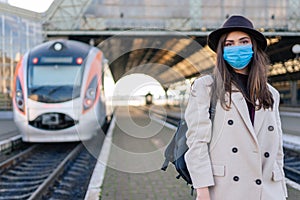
[223,45,253,70]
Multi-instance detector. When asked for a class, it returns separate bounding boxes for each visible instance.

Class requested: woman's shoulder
[189,74,213,97]
[267,83,280,98]
[192,74,214,88]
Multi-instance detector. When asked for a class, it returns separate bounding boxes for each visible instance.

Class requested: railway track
[0,142,98,200]
[0,139,30,163]
[141,105,182,126]
[284,147,300,184]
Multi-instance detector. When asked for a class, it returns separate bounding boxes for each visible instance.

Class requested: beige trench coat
[185,75,288,200]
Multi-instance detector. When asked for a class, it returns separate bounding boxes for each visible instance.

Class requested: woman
[184,15,288,200]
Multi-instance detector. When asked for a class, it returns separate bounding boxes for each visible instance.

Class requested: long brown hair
[212,33,274,110]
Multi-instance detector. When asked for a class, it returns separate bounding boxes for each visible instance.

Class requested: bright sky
[8,0,54,13]
[114,74,165,97]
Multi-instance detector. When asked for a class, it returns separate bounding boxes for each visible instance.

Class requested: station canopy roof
[5,0,300,87]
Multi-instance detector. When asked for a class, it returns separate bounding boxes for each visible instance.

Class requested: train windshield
[28,65,83,103]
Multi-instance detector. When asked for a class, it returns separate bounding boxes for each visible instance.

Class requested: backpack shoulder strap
[209,74,217,121]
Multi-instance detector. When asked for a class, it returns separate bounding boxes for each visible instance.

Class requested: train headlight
[86,88,96,99]
[76,57,83,65]
[83,98,93,108]
[53,42,63,51]
[16,90,24,106]
[15,77,25,113]
[16,90,23,97]
[83,76,98,112]
[17,98,24,109]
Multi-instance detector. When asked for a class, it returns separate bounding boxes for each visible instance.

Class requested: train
[13,39,112,142]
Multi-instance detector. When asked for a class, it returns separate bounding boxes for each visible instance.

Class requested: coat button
[264,152,270,158]
[255,179,262,185]
[232,147,238,153]
[228,120,234,125]
[233,176,239,181]
[268,126,274,131]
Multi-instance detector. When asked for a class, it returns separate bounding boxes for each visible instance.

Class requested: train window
[30,65,82,87]
[27,64,83,103]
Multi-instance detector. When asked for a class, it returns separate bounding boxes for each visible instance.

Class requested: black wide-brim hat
[208,15,267,52]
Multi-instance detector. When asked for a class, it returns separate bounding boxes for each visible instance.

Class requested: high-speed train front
[13,40,108,142]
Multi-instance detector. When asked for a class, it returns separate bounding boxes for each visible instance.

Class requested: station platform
[0,112,21,152]
[0,119,19,141]
[85,106,196,199]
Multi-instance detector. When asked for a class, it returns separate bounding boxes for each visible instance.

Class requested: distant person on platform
[184,15,288,200]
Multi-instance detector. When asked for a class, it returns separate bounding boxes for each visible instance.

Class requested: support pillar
[164,87,169,107]
[290,80,298,106]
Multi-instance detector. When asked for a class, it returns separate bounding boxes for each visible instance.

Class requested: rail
[0,142,98,200]
[284,147,300,184]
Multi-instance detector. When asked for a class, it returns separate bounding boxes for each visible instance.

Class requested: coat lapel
[253,103,267,136]
[231,92,258,145]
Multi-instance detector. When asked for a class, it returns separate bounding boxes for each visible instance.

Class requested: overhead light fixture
[292,44,300,54]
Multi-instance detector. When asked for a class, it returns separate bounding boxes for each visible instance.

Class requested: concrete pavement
[94,106,300,200]
[0,112,19,141]
[98,106,196,200]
